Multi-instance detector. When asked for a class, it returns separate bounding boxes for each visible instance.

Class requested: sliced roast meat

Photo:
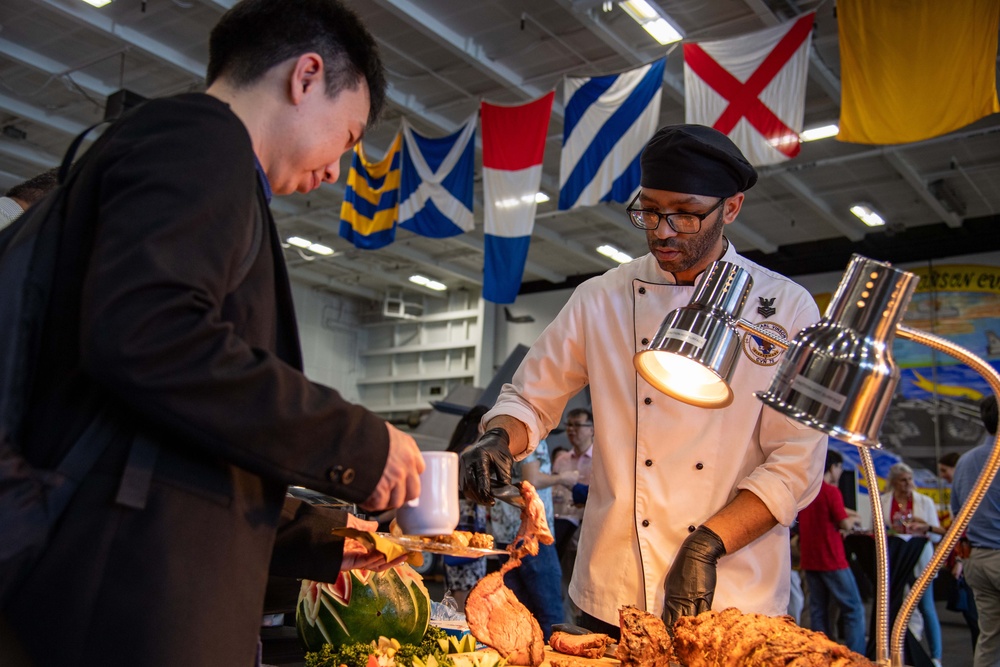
[465,570,545,666]
[549,631,614,659]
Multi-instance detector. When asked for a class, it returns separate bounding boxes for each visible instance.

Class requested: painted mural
[818,264,1000,513]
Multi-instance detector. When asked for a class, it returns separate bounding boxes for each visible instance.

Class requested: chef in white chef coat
[460,124,827,636]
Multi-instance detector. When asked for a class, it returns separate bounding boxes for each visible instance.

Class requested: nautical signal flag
[398,115,477,238]
[559,57,665,210]
[339,133,402,250]
[481,91,555,304]
[838,0,1000,145]
[684,13,814,166]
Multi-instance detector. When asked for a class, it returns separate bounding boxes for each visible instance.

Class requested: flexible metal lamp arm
[889,325,1000,667]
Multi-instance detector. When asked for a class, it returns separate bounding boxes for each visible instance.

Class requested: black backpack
[0,121,124,607]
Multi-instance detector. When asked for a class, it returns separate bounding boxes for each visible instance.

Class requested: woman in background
[880,462,944,667]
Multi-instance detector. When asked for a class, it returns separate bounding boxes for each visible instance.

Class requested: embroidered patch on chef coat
[742,321,788,366]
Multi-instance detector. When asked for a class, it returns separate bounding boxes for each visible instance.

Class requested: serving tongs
[491,482,525,508]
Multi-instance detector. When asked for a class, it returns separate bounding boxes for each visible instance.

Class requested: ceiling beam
[0,92,88,136]
[287,266,380,301]
[529,222,617,271]
[726,219,780,254]
[883,151,963,228]
[0,139,59,169]
[36,0,206,79]
[0,38,117,98]
[372,0,560,112]
[775,171,865,242]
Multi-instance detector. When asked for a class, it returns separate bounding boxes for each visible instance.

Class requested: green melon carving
[296,563,431,651]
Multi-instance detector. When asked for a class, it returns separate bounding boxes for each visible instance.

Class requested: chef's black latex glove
[662,525,727,631]
[459,427,514,506]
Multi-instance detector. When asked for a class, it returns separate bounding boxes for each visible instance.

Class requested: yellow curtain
[838,0,1000,145]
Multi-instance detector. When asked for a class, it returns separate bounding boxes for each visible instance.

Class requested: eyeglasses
[565,422,593,429]
[626,192,726,233]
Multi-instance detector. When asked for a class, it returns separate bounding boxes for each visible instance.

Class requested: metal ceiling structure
[1,0,999,303]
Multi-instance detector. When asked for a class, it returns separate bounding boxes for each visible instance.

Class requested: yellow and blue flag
[339,133,402,249]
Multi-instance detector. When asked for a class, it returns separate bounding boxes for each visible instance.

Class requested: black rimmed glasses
[626,192,726,233]
[564,422,593,429]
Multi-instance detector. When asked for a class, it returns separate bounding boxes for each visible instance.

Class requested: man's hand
[360,423,424,512]
[340,536,409,572]
[459,428,513,505]
[662,525,727,630]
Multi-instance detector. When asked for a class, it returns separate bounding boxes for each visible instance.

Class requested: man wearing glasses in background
[460,124,825,638]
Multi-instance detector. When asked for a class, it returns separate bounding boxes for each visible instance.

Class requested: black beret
[640,124,758,197]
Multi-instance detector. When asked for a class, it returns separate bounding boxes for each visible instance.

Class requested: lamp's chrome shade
[756,255,919,448]
[634,261,753,408]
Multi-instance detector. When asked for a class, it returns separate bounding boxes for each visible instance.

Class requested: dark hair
[983,394,998,436]
[566,408,593,423]
[939,452,961,468]
[6,168,59,205]
[447,405,490,453]
[825,449,843,474]
[207,0,386,127]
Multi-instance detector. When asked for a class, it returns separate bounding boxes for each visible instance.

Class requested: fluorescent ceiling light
[308,243,334,255]
[801,124,839,142]
[619,0,683,45]
[287,236,312,248]
[597,244,633,264]
[850,204,886,227]
[409,274,447,291]
[495,192,551,209]
[82,0,113,6]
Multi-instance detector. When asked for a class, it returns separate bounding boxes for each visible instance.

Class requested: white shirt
[486,243,826,622]
[0,196,24,231]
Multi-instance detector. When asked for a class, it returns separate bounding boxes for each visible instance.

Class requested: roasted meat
[672,608,875,667]
[508,480,554,560]
[465,570,545,666]
[616,605,674,666]
[549,631,614,659]
[464,481,553,666]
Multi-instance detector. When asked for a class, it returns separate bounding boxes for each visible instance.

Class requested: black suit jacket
[5,94,390,666]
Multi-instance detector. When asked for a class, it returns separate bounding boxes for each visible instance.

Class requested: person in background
[491,436,575,641]
[951,394,1000,667]
[798,450,866,655]
[880,462,943,667]
[938,451,979,650]
[787,519,804,625]
[459,124,826,637]
[551,408,591,562]
[0,2,424,665]
[442,406,491,609]
[0,167,59,230]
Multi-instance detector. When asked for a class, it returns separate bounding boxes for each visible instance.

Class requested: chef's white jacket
[486,244,827,623]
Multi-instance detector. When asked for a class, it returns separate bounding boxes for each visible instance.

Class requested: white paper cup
[396,451,460,536]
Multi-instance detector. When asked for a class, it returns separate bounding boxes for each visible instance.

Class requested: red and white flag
[481,91,555,304]
[684,13,814,166]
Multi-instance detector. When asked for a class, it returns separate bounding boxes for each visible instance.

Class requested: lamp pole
[737,319,891,665]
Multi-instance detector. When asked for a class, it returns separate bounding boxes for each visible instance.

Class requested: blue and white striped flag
[398,115,477,238]
[558,57,666,211]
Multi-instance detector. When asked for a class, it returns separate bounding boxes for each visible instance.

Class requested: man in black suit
[1,1,424,664]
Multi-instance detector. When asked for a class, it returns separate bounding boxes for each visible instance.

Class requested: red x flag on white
[684,13,814,166]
